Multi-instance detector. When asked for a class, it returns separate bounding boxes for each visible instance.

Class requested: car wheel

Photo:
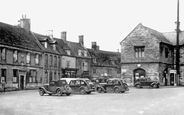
[57,89,62,96]
[153,84,157,88]
[49,94,52,96]
[66,93,71,96]
[121,91,125,93]
[136,84,140,88]
[39,89,44,96]
[97,87,102,93]
[114,87,120,93]
[79,88,86,95]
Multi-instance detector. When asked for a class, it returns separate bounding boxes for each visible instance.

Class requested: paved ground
[1,87,184,115]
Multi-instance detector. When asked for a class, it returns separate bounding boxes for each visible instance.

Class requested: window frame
[134,46,145,58]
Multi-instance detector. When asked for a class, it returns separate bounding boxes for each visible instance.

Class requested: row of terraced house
[0,16,121,91]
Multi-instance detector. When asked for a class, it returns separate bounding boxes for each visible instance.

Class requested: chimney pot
[92,42,97,50]
[61,31,67,42]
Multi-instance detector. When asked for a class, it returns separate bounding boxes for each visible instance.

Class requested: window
[53,44,56,50]
[82,62,88,71]
[54,56,57,67]
[29,70,37,83]
[26,53,30,64]
[54,72,56,81]
[93,68,96,74]
[1,69,6,82]
[1,48,6,61]
[50,71,53,82]
[13,69,18,83]
[84,51,87,57]
[66,61,71,68]
[35,54,39,65]
[93,58,96,63]
[107,69,112,75]
[44,42,47,48]
[66,50,71,55]
[78,50,81,56]
[13,50,18,62]
[50,55,53,67]
[45,71,48,83]
[134,46,145,58]
[45,54,48,67]
[58,72,60,79]
[165,47,169,58]
[58,57,61,68]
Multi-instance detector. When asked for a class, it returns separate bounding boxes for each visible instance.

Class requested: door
[19,75,25,90]
[170,73,175,86]
[106,80,114,92]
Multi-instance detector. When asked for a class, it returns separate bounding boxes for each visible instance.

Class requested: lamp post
[175,0,180,85]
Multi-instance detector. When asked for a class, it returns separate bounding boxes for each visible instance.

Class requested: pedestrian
[1,80,6,93]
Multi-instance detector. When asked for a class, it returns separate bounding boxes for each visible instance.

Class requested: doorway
[133,68,146,84]
[19,74,25,90]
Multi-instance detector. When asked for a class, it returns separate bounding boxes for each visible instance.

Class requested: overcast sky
[1,0,183,52]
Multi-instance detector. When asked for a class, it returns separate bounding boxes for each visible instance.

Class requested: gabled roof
[88,49,121,67]
[34,33,60,54]
[163,31,184,45]
[120,23,173,45]
[67,41,91,58]
[0,22,42,52]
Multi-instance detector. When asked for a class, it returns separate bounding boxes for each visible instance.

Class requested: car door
[48,81,56,92]
[69,80,77,93]
[106,80,114,92]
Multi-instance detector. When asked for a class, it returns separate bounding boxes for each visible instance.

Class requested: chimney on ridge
[79,35,84,45]
[92,42,97,50]
[61,31,67,42]
[18,15,31,32]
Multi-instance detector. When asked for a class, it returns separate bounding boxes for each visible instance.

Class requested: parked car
[96,78,128,93]
[134,77,160,88]
[60,78,95,94]
[38,80,72,96]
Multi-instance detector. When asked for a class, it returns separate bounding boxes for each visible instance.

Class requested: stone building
[88,42,121,79]
[120,23,175,86]
[65,35,92,78]
[0,16,43,90]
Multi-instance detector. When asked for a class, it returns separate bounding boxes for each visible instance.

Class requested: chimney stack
[61,31,67,42]
[92,42,97,50]
[19,15,31,32]
[79,35,84,45]
[47,30,53,40]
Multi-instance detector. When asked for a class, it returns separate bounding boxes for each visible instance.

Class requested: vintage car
[95,78,128,93]
[134,77,160,88]
[38,80,72,96]
[60,78,95,94]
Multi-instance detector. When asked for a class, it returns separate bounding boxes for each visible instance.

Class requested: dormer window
[44,42,48,48]
[53,44,56,50]
[66,50,71,55]
[78,50,81,56]
[84,51,87,57]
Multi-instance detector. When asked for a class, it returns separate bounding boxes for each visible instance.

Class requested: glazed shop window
[1,69,6,82]
[29,70,37,83]
[13,50,18,62]
[134,46,145,58]
[13,69,18,83]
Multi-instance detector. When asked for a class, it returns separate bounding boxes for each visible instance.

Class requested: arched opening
[133,68,146,84]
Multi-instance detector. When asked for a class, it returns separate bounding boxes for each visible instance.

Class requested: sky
[1,0,184,52]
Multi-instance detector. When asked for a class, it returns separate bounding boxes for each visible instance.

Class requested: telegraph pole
[176,0,180,85]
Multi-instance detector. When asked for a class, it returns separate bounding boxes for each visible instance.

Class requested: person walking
[1,80,6,93]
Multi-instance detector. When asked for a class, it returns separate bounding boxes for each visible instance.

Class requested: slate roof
[88,49,121,67]
[54,38,75,56]
[67,41,91,58]
[163,31,184,45]
[0,22,42,51]
[34,33,60,54]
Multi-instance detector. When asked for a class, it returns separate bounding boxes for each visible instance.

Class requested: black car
[60,78,95,95]
[38,80,72,96]
[134,77,160,88]
[96,78,128,93]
